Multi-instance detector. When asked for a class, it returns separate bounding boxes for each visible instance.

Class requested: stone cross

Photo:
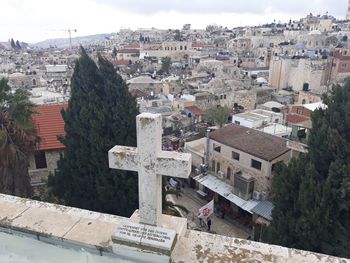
[108,113,192,226]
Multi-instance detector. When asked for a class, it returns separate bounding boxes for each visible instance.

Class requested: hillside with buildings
[1,1,350,262]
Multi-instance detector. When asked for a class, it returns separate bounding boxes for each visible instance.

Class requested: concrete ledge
[0,194,124,253]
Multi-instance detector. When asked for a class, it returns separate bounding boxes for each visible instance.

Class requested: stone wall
[208,139,291,194]
[269,57,331,93]
[28,150,62,184]
[233,90,257,110]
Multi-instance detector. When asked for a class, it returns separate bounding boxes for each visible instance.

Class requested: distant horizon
[1,14,344,45]
[0,0,347,43]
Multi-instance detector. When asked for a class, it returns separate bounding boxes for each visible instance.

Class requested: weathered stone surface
[0,194,123,251]
[108,113,192,226]
[0,194,349,262]
[171,230,350,263]
[112,221,176,255]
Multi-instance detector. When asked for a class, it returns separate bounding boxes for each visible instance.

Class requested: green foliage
[49,48,139,217]
[10,38,16,49]
[205,106,230,128]
[15,40,21,49]
[264,82,350,258]
[0,78,37,197]
[161,57,171,74]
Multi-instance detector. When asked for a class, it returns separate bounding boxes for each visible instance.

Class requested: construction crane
[48,28,77,49]
[66,29,77,49]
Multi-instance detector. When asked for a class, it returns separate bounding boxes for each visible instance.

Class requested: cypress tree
[49,48,138,216]
[10,38,16,49]
[264,82,350,258]
[15,40,21,49]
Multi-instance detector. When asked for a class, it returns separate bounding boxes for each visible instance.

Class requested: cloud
[97,0,346,16]
[0,0,347,42]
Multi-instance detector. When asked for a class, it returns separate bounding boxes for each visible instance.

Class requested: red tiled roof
[192,43,204,48]
[124,44,140,49]
[112,60,129,66]
[118,49,140,54]
[32,104,67,151]
[129,88,148,98]
[286,114,310,124]
[185,105,204,116]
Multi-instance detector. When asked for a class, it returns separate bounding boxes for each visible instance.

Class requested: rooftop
[1,194,347,263]
[210,124,290,161]
[32,104,67,151]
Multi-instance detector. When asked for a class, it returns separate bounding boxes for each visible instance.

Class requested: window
[251,159,262,170]
[216,162,221,173]
[341,63,348,68]
[223,95,227,99]
[34,151,47,169]
[296,108,303,115]
[232,151,240,161]
[227,167,232,180]
[214,144,221,153]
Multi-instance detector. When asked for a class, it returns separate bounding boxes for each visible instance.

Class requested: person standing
[198,213,203,227]
[207,218,212,232]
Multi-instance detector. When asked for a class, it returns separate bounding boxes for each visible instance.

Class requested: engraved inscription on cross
[108,113,192,226]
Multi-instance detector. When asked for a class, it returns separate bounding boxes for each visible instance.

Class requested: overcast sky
[0,0,347,43]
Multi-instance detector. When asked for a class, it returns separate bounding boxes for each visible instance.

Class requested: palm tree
[0,78,38,197]
[162,181,189,217]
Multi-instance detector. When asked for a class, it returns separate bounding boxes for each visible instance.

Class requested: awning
[194,174,259,214]
[255,216,271,226]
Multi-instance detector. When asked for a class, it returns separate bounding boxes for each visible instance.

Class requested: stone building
[8,72,41,89]
[207,124,291,195]
[297,90,322,104]
[330,48,350,83]
[29,104,67,184]
[269,56,331,93]
[116,49,140,63]
[127,76,163,94]
[232,109,284,128]
[0,113,348,263]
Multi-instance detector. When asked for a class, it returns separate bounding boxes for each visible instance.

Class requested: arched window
[180,46,183,50]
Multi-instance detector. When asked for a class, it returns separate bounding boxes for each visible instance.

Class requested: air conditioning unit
[218,171,225,179]
[252,191,261,201]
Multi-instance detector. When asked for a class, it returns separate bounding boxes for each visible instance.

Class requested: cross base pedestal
[111,210,188,263]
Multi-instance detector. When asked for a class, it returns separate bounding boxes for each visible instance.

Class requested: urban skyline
[0,0,347,43]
